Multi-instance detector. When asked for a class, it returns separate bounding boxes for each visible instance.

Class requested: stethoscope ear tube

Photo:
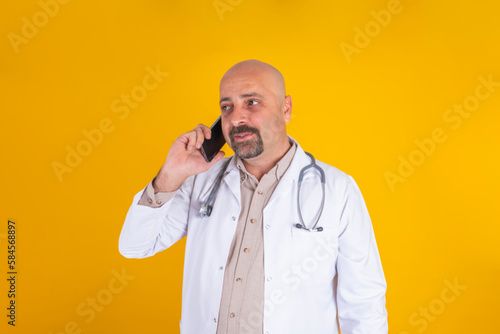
[295,223,324,232]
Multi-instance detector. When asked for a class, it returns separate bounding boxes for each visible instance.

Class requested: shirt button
[147,198,153,203]
[232,216,236,221]
[244,248,250,253]
[219,266,224,270]
[213,318,217,323]
[236,278,242,283]
[267,276,272,282]
[250,218,256,224]
[230,312,235,318]
[265,225,270,229]
[156,200,162,204]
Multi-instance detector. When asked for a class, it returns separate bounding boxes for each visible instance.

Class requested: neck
[242,139,292,181]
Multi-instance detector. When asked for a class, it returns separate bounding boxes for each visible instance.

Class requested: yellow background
[1,0,499,333]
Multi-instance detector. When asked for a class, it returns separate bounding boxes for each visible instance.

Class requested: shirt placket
[226,174,273,332]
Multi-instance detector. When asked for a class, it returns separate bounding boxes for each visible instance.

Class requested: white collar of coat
[224,135,312,183]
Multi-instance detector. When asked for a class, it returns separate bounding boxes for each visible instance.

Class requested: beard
[229,125,264,159]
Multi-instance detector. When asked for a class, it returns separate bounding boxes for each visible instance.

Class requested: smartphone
[201,116,226,162]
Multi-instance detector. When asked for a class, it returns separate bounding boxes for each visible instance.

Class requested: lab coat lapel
[221,159,241,207]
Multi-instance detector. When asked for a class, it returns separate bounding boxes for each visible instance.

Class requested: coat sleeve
[336,175,388,333]
[118,176,195,258]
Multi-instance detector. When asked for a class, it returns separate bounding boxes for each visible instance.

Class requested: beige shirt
[138,142,297,334]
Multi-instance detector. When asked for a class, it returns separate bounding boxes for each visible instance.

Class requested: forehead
[219,71,275,100]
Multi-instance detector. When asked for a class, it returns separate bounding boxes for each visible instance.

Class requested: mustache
[229,125,260,137]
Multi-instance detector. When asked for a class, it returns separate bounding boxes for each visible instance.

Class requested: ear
[282,95,292,122]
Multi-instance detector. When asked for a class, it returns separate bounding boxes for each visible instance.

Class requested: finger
[208,151,226,166]
[200,124,212,140]
[186,130,197,150]
[194,126,206,149]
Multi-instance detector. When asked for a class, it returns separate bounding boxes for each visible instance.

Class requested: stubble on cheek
[260,114,286,143]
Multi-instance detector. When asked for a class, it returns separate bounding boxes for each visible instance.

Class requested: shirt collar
[234,139,297,182]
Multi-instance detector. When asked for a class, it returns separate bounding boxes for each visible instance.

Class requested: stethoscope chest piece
[199,203,213,217]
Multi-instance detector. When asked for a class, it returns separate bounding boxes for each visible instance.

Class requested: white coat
[119,139,388,334]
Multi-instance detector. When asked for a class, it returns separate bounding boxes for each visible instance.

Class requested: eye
[248,100,259,106]
[221,105,231,111]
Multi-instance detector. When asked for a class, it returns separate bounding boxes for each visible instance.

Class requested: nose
[230,104,248,127]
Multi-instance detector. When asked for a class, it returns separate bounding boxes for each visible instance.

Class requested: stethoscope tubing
[200,152,326,232]
[295,152,325,232]
[200,157,232,217]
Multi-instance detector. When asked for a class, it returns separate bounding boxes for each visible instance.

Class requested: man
[119,59,388,334]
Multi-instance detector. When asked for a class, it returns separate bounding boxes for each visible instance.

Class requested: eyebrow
[219,92,264,104]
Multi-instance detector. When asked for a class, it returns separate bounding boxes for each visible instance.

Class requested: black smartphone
[201,116,226,162]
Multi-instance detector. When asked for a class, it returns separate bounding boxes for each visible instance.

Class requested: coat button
[147,198,153,203]
[230,312,235,318]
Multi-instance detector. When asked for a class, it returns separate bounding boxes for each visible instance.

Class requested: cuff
[137,179,176,208]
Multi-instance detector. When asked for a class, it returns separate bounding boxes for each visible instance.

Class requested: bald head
[220,59,286,102]
[218,59,293,169]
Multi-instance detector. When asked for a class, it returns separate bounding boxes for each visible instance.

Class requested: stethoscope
[199,152,326,232]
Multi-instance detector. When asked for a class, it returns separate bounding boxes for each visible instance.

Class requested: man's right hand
[152,124,226,193]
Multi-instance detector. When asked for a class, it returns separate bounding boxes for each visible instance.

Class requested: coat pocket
[289,225,338,286]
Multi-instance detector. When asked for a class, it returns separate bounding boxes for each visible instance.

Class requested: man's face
[219,70,290,161]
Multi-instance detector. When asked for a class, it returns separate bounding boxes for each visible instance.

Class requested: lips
[232,132,254,141]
